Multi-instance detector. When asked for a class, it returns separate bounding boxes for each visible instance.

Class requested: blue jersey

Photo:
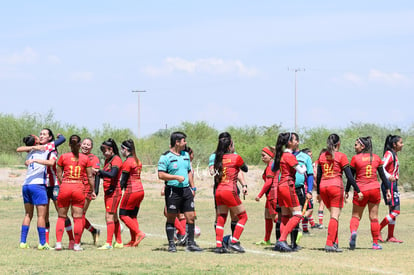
[158,150,192,188]
[294,151,314,189]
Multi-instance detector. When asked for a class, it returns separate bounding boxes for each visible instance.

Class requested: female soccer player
[55,135,96,251]
[213,133,248,253]
[18,135,56,250]
[378,135,404,243]
[97,138,123,250]
[346,136,391,250]
[255,146,278,245]
[80,138,101,244]
[316,133,362,252]
[119,139,146,247]
[272,132,306,252]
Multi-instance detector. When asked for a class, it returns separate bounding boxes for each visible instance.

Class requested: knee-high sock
[279,215,301,242]
[275,220,281,240]
[280,215,290,238]
[231,220,237,235]
[265,218,273,241]
[114,220,122,244]
[350,216,360,234]
[215,213,227,247]
[318,210,324,225]
[290,224,299,245]
[232,211,248,243]
[166,222,175,243]
[106,221,115,244]
[20,225,29,244]
[83,214,96,233]
[187,223,195,244]
[73,217,83,244]
[65,218,74,241]
[45,222,50,244]
[380,210,400,230]
[371,219,380,244]
[302,217,309,232]
[120,215,138,241]
[308,216,316,227]
[37,227,46,245]
[327,218,338,246]
[174,217,186,236]
[56,217,66,243]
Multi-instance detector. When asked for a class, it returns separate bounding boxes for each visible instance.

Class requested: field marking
[91,223,401,275]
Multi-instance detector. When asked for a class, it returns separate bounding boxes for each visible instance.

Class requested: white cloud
[368,69,407,84]
[0,47,38,65]
[70,71,93,81]
[142,57,258,77]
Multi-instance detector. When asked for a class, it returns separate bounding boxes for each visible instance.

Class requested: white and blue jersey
[23,150,50,186]
[158,150,192,188]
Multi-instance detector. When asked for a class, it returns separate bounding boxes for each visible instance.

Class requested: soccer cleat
[302,230,310,235]
[387,237,403,243]
[19,242,30,249]
[186,242,203,252]
[38,243,53,250]
[372,243,382,250]
[255,240,271,245]
[54,242,62,251]
[349,232,357,250]
[114,242,124,248]
[92,229,100,245]
[214,246,228,254]
[290,243,302,252]
[168,243,177,253]
[325,245,342,253]
[275,241,292,252]
[132,232,146,247]
[222,235,231,249]
[73,243,83,251]
[124,241,135,247]
[228,241,245,253]
[68,240,75,250]
[176,233,188,246]
[98,243,113,250]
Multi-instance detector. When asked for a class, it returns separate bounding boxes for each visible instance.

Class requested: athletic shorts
[104,189,122,213]
[319,185,344,209]
[57,183,85,208]
[215,190,242,208]
[213,185,240,209]
[277,185,300,208]
[120,190,145,211]
[47,186,57,201]
[165,185,195,214]
[266,198,278,215]
[381,181,400,207]
[22,184,48,205]
[353,188,381,207]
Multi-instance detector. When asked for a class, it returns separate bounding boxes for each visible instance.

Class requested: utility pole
[132,90,147,139]
[288,68,305,133]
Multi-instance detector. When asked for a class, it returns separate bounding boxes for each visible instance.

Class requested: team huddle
[17,129,404,253]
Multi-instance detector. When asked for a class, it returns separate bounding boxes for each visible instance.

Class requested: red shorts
[215,190,242,208]
[104,190,122,213]
[120,191,145,210]
[320,185,344,209]
[57,183,85,208]
[353,188,381,207]
[277,185,300,208]
[266,198,278,215]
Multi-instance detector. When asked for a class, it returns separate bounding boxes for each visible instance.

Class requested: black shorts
[381,180,400,207]
[165,185,195,214]
[295,186,306,208]
[47,186,57,201]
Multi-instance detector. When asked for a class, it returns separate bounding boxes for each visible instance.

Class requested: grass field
[1,166,413,275]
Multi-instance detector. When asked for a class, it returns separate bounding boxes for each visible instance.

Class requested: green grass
[1,168,413,275]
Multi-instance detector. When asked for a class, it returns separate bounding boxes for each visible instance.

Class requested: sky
[1,1,414,137]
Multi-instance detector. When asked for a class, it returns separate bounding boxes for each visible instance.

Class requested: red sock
[264,218,273,241]
[318,210,324,225]
[45,223,50,244]
[302,217,309,232]
[327,218,338,246]
[180,219,187,233]
[106,221,115,244]
[350,216,360,233]
[232,211,248,243]
[174,218,186,235]
[279,215,301,242]
[84,217,95,233]
[56,217,66,243]
[388,223,395,239]
[215,213,227,247]
[120,215,138,241]
[380,217,389,230]
[309,216,316,227]
[73,217,83,244]
[280,215,290,238]
[133,217,141,235]
[114,220,122,244]
[65,218,74,241]
[371,219,380,244]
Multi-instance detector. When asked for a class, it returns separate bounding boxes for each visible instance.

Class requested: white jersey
[23,147,53,185]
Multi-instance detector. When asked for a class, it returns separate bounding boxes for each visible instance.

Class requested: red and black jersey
[122,156,144,193]
[318,151,349,188]
[216,153,245,192]
[350,153,383,192]
[57,153,90,184]
[102,155,122,192]
[279,151,298,187]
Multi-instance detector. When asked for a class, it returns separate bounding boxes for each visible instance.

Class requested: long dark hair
[121,139,140,166]
[272,132,295,172]
[327,133,340,158]
[69,135,81,159]
[356,136,373,163]
[42,128,55,141]
[383,134,401,167]
[213,132,232,187]
[23,135,38,146]
[101,138,120,156]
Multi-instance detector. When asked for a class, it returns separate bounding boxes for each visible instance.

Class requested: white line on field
[91,223,401,275]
